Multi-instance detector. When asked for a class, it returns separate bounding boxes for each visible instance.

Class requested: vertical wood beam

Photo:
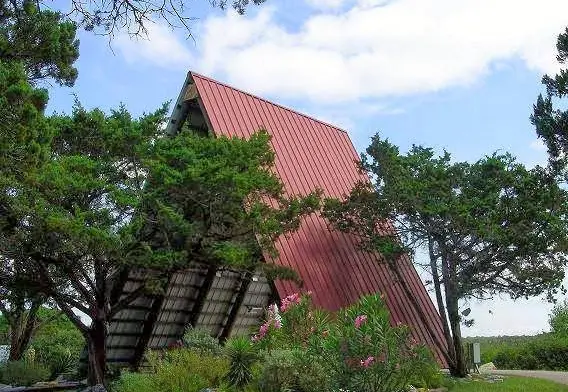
[130,275,172,369]
[185,265,218,329]
[218,271,252,341]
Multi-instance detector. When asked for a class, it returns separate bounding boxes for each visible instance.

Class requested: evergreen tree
[324,138,568,377]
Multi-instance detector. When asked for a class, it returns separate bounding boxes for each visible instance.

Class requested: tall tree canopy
[1,0,79,86]
[324,136,568,377]
[2,100,319,384]
[533,27,568,175]
[0,0,80,360]
[0,60,57,361]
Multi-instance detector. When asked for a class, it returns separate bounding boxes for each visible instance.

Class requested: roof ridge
[189,71,349,135]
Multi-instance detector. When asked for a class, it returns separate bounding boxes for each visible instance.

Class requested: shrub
[182,327,223,356]
[254,293,438,392]
[463,335,540,364]
[550,300,568,336]
[30,308,84,378]
[0,360,50,386]
[492,334,568,370]
[257,349,297,392]
[115,348,229,392]
[225,336,258,389]
[257,349,331,392]
[112,372,155,392]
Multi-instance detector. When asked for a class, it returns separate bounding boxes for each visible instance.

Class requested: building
[105,71,448,367]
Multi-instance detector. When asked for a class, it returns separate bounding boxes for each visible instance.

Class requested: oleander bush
[114,292,441,392]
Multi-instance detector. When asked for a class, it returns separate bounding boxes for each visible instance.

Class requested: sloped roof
[188,72,448,363]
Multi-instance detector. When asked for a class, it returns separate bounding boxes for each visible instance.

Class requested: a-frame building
[105,72,448,367]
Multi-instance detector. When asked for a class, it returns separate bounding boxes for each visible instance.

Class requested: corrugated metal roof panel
[190,72,448,364]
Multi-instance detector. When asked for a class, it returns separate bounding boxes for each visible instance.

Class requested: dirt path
[486,370,568,385]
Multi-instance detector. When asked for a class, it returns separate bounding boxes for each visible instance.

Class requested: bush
[256,349,331,392]
[114,348,229,392]
[253,293,439,392]
[182,328,223,356]
[112,372,155,392]
[463,335,540,364]
[493,334,568,370]
[0,360,50,386]
[30,308,84,378]
[0,307,84,378]
[550,300,568,336]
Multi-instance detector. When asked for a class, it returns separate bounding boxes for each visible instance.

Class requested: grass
[448,377,568,392]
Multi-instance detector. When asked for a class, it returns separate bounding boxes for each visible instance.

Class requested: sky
[46,0,568,337]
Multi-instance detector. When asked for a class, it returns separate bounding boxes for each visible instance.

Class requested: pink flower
[280,292,301,312]
[360,356,375,368]
[259,322,269,337]
[287,293,300,303]
[354,315,368,329]
[306,290,313,296]
[274,319,282,329]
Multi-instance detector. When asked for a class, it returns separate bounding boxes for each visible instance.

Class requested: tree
[0,0,79,360]
[1,0,80,86]
[0,60,56,361]
[324,137,568,377]
[4,102,319,385]
[7,0,265,38]
[549,299,568,336]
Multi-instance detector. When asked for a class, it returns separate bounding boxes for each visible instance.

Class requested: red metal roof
[190,72,448,364]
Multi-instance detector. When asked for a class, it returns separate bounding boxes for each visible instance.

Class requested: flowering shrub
[253,292,438,392]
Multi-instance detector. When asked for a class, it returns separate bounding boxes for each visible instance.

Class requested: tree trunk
[385,258,452,367]
[428,238,456,368]
[447,302,467,377]
[8,300,41,361]
[440,251,467,377]
[86,318,107,386]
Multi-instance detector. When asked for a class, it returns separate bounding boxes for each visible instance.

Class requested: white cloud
[115,22,194,69]
[306,0,347,9]
[195,0,568,103]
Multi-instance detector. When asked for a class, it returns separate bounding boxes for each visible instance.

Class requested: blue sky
[47,0,568,336]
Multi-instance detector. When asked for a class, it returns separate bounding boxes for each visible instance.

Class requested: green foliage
[257,349,331,392]
[467,333,568,371]
[550,300,568,336]
[182,328,222,356]
[2,98,318,385]
[492,334,568,371]
[31,310,84,378]
[136,129,321,270]
[256,349,299,392]
[112,372,155,392]
[115,349,229,392]
[0,360,50,386]
[323,134,568,376]
[225,336,258,389]
[255,293,439,392]
[532,27,568,174]
[0,0,80,86]
[463,335,540,364]
[0,307,84,377]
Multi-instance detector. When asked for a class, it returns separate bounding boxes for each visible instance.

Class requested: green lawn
[448,377,568,392]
